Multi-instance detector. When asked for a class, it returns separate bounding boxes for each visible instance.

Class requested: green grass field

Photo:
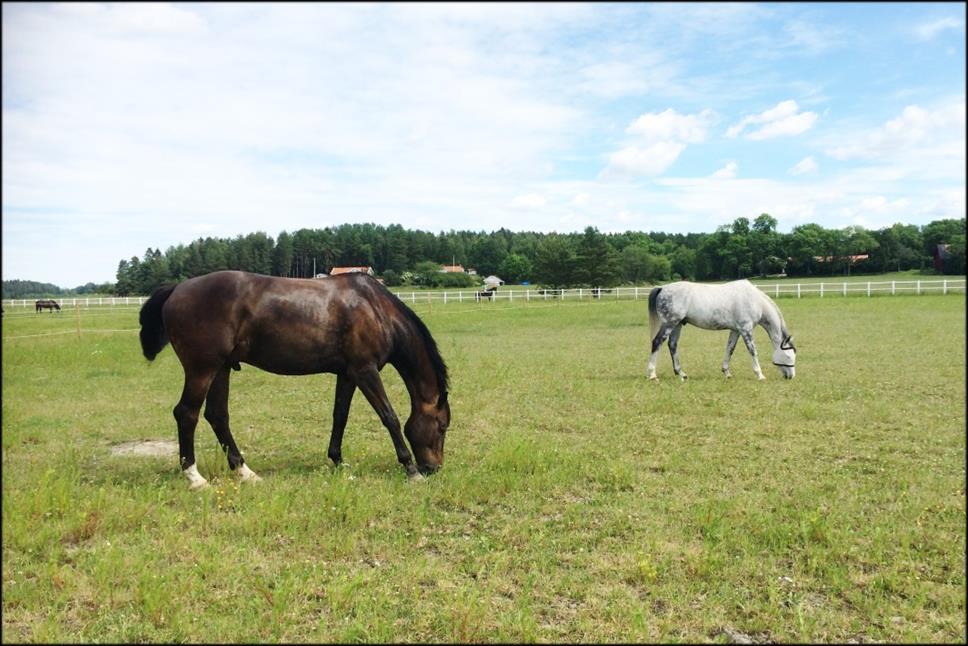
[2,293,965,642]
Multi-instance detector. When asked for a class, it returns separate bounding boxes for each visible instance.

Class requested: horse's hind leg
[647,325,674,380]
[668,324,687,381]
[204,365,261,483]
[722,330,740,378]
[740,330,766,380]
[173,369,218,489]
[327,373,357,467]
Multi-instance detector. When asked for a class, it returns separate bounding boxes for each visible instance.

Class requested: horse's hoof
[184,464,209,490]
[238,464,262,483]
[679,374,688,382]
[648,375,659,382]
[408,471,425,482]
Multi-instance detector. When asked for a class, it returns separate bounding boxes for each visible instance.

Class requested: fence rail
[2,279,964,310]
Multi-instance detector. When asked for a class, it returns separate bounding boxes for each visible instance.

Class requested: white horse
[647,280,796,381]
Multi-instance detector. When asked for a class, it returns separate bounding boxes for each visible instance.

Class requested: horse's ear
[438,391,448,409]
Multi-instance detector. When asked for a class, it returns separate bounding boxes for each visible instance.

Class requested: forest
[3,215,965,298]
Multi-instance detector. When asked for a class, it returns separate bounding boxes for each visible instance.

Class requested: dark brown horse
[139,270,450,489]
[35,299,61,312]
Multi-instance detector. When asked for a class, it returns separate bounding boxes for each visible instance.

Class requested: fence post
[892,281,895,295]
[917,280,921,295]
[820,283,824,298]
[443,292,447,304]
[775,284,779,298]
[943,279,947,295]
[797,284,801,299]
[867,282,871,297]
[75,304,81,339]
[843,282,847,297]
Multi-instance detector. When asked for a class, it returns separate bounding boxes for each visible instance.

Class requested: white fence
[389,279,966,305]
[3,296,148,309]
[2,279,964,310]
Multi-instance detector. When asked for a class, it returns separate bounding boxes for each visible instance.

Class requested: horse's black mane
[364,276,449,394]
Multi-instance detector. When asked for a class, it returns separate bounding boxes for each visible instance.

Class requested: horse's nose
[419,463,440,476]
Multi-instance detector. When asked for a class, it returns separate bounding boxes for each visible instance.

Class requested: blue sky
[2,2,965,287]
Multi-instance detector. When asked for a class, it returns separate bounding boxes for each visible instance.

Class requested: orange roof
[813,254,869,264]
[441,264,465,273]
[330,266,374,275]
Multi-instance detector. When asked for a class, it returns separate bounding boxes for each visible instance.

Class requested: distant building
[467,268,478,276]
[329,266,375,276]
[440,264,466,273]
[813,254,869,265]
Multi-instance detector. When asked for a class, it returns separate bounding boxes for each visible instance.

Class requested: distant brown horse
[35,299,61,313]
[139,270,450,489]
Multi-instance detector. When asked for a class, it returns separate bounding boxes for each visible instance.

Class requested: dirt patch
[110,440,178,458]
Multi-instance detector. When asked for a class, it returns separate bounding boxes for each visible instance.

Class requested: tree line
[3,216,964,299]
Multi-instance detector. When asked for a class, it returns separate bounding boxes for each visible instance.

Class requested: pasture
[2,294,965,642]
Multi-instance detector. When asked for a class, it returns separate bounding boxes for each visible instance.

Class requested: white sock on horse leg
[238,463,262,482]
[184,464,209,489]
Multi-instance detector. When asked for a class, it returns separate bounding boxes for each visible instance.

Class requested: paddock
[2,295,965,642]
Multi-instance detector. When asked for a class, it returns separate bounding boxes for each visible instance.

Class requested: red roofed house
[329,266,375,276]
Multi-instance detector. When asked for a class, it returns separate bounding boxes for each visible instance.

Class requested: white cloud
[510,193,546,209]
[573,193,591,207]
[789,156,818,176]
[826,101,966,160]
[602,108,714,178]
[914,17,964,41]
[726,99,818,140]
[625,108,716,143]
[603,142,686,178]
[782,19,846,54]
[840,196,913,229]
[711,161,738,179]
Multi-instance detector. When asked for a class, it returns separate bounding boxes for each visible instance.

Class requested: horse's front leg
[327,373,357,467]
[722,330,740,378]
[647,325,674,380]
[740,331,766,380]
[352,366,421,479]
[668,324,687,381]
[204,365,260,483]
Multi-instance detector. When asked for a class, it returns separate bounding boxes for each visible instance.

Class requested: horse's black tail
[648,286,662,339]
[139,284,176,360]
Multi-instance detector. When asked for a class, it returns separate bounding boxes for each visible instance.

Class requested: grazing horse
[647,280,796,381]
[139,270,450,489]
[35,299,61,313]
